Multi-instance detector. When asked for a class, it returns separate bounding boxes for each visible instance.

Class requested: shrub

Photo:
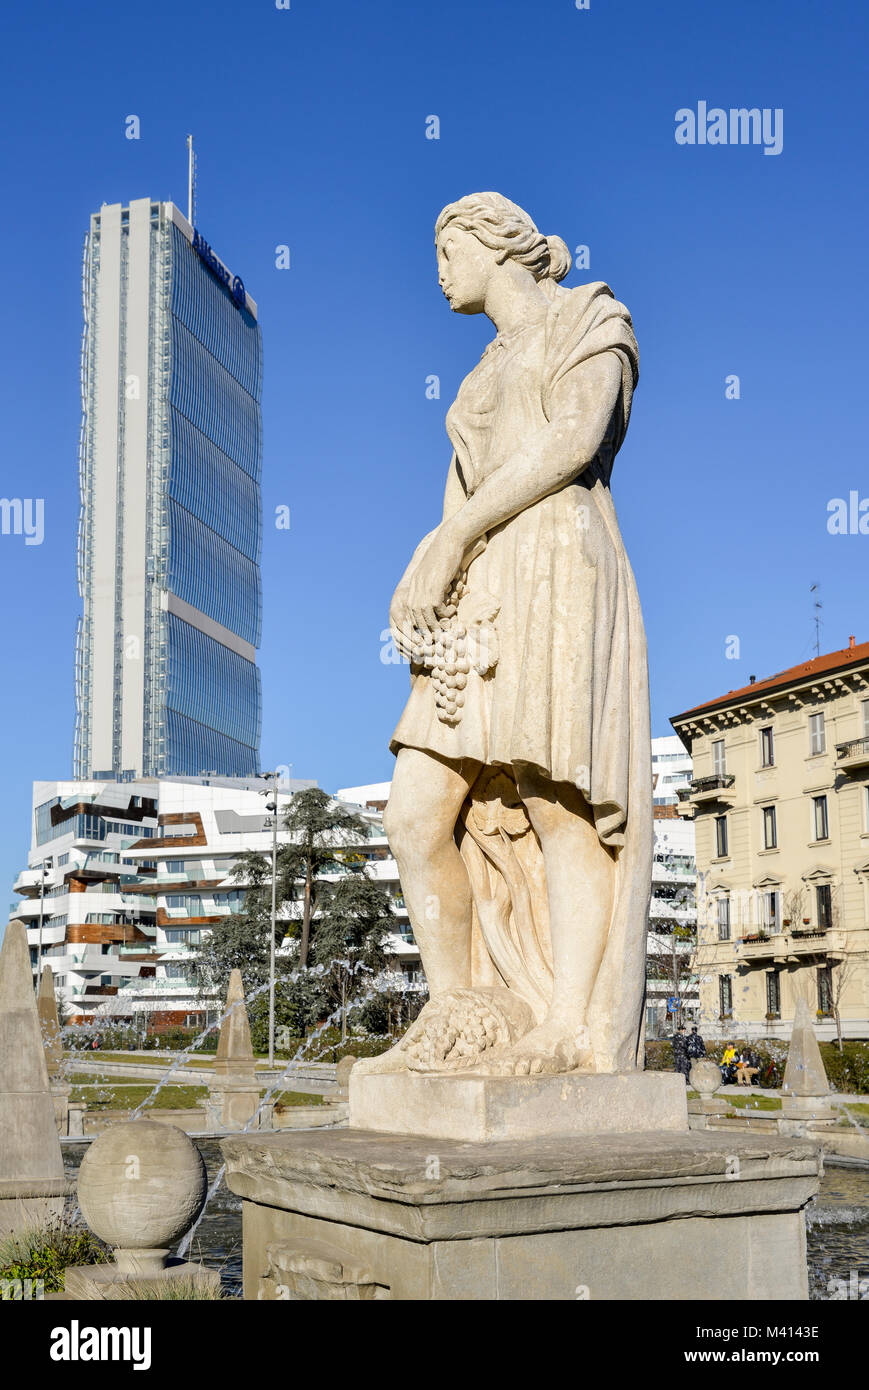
[820,1041,869,1095]
[645,1037,869,1093]
[0,1212,111,1293]
[645,1038,782,1087]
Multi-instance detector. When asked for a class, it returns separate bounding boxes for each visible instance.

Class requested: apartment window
[809,712,826,755]
[762,891,780,932]
[715,815,729,858]
[766,971,781,1017]
[165,894,204,914]
[712,739,726,776]
[863,698,869,738]
[717,896,731,941]
[763,805,777,849]
[816,883,833,930]
[817,965,833,1015]
[760,726,774,767]
[719,974,733,1016]
[812,795,829,842]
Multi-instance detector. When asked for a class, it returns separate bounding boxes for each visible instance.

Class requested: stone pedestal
[206,1085,271,1133]
[51,1083,71,1136]
[350,1071,687,1142]
[68,1101,86,1138]
[0,923,69,1234]
[63,1258,220,1301]
[222,1125,821,1301]
[781,1094,838,1125]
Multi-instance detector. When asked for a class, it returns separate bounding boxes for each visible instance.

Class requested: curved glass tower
[74,199,262,779]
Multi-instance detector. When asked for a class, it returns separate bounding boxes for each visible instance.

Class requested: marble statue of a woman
[362,193,652,1078]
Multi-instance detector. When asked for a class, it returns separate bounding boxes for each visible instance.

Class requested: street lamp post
[260,772,280,1069]
[36,856,53,988]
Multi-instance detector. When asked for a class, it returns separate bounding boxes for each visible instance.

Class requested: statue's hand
[389,582,416,661]
[406,523,465,639]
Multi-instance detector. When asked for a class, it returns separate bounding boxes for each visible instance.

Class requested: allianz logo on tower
[675,102,784,155]
[191,227,247,309]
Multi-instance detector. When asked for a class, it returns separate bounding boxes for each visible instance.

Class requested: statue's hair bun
[546,235,572,282]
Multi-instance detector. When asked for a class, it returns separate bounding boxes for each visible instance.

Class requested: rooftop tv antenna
[810,583,822,657]
[186,134,197,226]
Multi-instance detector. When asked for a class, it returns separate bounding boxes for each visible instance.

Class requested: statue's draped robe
[391,283,652,1070]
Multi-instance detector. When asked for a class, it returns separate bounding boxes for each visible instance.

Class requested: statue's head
[435,193,572,314]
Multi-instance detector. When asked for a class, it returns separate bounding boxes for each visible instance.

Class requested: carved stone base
[350,1071,688,1142]
[205,1085,272,1133]
[257,1238,389,1300]
[62,1258,220,1301]
[222,1127,821,1301]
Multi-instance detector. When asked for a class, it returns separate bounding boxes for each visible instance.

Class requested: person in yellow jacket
[721,1044,737,1083]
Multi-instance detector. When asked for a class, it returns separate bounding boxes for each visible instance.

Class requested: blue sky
[0,0,867,903]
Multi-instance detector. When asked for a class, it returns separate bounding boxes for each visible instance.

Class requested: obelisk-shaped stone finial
[38,963,64,1082]
[207,969,264,1131]
[781,997,836,1122]
[213,968,256,1085]
[0,921,68,1232]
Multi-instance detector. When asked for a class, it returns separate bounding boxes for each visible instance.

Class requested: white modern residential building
[74,198,263,781]
[115,777,420,1023]
[8,775,420,1028]
[8,779,162,1020]
[646,737,698,1037]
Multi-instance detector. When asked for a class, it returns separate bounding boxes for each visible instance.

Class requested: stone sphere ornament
[689,1058,723,1096]
[77,1120,207,1275]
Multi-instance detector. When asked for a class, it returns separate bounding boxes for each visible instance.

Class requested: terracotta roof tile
[672,639,869,722]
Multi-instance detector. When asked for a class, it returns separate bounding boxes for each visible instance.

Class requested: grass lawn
[69,1083,209,1111]
[271,1091,326,1107]
[66,1052,282,1068]
[835,1101,869,1122]
[67,1080,328,1112]
[723,1094,782,1111]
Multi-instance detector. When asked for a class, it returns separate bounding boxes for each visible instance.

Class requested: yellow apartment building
[671,637,869,1042]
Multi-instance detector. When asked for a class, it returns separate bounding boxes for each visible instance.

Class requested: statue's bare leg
[352,748,481,1075]
[383,747,481,993]
[490,766,616,1074]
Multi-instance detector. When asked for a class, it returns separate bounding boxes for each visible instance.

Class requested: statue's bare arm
[450,353,621,551]
[405,353,623,636]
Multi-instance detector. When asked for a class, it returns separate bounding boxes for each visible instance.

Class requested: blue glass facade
[74,203,263,781]
[164,613,261,775]
[162,221,263,775]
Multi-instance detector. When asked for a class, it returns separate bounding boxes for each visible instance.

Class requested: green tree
[196,904,282,997]
[279,788,371,968]
[198,789,388,1033]
[311,875,395,1031]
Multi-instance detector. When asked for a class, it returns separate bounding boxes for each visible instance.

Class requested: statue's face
[436,226,493,314]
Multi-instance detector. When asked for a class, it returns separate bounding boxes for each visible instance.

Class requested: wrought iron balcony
[836,737,869,770]
[678,773,736,810]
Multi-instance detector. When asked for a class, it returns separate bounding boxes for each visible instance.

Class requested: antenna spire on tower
[186,134,197,226]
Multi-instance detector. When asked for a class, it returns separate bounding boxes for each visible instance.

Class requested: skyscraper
[74,198,262,780]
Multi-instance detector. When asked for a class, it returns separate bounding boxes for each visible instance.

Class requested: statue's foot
[352,990,536,1076]
[352,1039,411,1076]
[484,1018,594,1076]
